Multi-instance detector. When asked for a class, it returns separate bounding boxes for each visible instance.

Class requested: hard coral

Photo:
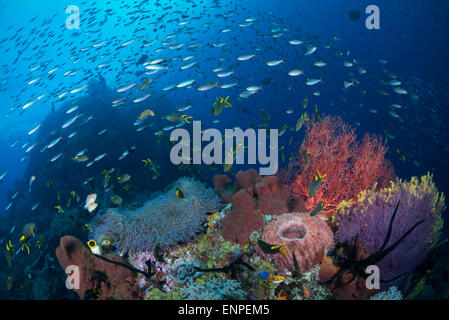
[55,235,143,300]
[256,212,334,274]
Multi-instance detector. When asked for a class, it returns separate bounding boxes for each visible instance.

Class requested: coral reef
[280,115,394,217]
[128,251,173,292]
[335,173,445,283]
[91,177,220,253]
[170,215,243,271]
[255,212,334,274]
[55,235,143,300]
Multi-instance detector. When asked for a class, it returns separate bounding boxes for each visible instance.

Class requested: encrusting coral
[90,177,220,253]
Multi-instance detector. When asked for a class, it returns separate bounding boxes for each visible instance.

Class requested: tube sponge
[91,177,220,253]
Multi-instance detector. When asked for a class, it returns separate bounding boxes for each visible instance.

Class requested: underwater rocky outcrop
[91,177,220,253]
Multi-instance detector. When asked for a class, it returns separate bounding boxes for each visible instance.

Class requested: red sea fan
[281,116,394,215]
[350,134,395,192]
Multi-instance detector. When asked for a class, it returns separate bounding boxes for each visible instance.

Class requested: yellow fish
[7,274,13,290]
[309,170,326,198]
[55,205,64,215]
[117,174,131,184]
[269,275,285,283]
[271,244,287,255]
[138,109,155,124]
[5,241,14,267]
[166,113,193,124]
[138,79,152,91]
[6,240,14,252]
[83,224,93,232]
[35,234,44,249]
[142,158,151,167]
[210,96,232,116]
[175,188,185,200]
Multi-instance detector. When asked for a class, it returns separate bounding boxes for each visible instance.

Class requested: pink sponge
[256,212,334,274]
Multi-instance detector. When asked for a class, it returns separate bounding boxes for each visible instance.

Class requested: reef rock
[55,235,143,300]
[256,212,334,274]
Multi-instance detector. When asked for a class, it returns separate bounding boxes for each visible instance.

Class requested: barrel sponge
[91,177,220,253]
[255,212,334,274]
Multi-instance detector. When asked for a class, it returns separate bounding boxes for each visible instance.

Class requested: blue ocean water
[0,0,448,299]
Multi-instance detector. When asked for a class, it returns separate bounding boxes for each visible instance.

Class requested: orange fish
[276,290,288,301]
[303,286,311,298]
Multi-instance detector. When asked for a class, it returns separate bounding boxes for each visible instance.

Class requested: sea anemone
[91,177,220,253]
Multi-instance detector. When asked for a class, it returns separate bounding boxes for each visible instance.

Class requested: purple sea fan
[91,177,220,253]
[335,173,445,283]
